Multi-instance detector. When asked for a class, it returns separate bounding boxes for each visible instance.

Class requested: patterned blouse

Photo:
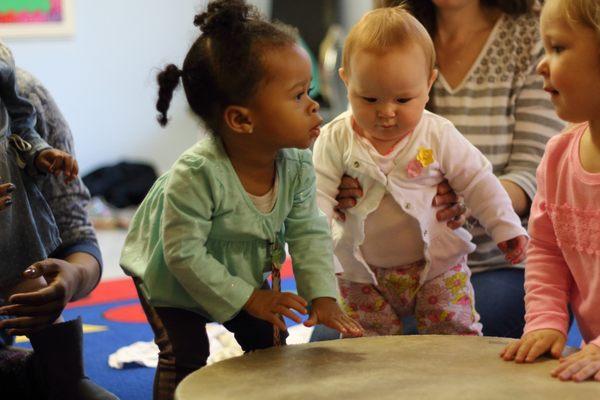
[429,11,565,272]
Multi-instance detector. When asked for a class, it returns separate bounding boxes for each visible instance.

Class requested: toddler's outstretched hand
[304,297,363,337]
[35,148,79,183]
[498,235,528,264]
[552,343,600,382]
[501,328,566,363]
[243,289,307,331]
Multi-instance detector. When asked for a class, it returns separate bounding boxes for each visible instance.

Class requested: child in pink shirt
[501,0,600,382]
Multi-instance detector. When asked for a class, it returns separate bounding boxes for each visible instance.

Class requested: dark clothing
[135,278,286,400]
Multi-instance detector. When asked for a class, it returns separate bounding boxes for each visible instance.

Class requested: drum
[175,335,599,400]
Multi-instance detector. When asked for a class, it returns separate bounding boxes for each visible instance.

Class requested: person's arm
[436,123,527,244]
[501,144,571,363]
[312,125,346,223]
[285,151,362,336]
[499,43,565,217]
[16,68,99,264]
[0,56,49,166]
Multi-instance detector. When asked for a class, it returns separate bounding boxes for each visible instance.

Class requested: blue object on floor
[567,319,583,348]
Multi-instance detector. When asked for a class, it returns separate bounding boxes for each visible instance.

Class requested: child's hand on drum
[243,289,307,331]
[551,343,600,382]
[0,181,15,211]
[497,235,529,264]
[35,148,79,183]
[303,297,363,337]
[501,328,566,363]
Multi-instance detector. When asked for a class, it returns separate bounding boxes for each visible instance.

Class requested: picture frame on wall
[0,0,74,38]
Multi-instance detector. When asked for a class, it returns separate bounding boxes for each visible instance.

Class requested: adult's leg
[470,268,525,338]
[135,279,210,400]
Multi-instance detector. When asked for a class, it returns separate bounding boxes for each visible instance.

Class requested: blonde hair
[342,4,435,75]
[557,0,600,39]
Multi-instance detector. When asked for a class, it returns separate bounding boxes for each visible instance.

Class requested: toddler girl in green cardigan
[119,1,362,398]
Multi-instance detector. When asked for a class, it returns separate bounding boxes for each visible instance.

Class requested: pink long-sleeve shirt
[524,123,600,347]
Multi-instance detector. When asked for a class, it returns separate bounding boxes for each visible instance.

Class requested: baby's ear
[223,105,253,134]
[338,67,349,86]
[428,69,439,89]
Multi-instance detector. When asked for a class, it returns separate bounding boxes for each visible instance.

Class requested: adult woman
[312,0,563,340]
[0,62,117,399]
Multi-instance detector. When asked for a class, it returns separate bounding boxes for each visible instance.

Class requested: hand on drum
[501,328,566,363]
[335,176,467,229]
[552,343,600,382]
[497,235,529,264]
[243,289,307,331]
[303,297,363,337]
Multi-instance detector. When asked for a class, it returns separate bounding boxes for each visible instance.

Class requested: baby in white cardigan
[313,5,528,336]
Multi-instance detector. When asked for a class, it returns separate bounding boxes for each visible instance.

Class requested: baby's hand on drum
[0,181,15,211]
[498,235,529,264]
[243,289,307,331]
[304,297,363,337]
[501,329,566,363]
[35,148,79,183]
[551,343,600,382]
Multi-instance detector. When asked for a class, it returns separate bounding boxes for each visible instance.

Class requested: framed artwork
[0,0,74,38]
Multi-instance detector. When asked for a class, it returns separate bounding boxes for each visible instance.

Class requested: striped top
[429,12,565,272]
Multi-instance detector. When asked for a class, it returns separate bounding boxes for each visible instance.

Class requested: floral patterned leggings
[338,260,482,336]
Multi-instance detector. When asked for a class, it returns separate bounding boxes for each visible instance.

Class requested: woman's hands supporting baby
[335,176,468,227]
[244,290,363,337]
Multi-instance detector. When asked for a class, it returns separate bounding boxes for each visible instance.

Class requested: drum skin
[175,335,600,400]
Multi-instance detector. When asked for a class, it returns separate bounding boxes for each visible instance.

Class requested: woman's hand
[501,329,566,363]
[0,181,15,211]
[552,344,600,382]
[334,175,363,221]
[0,259,81,336]
[335,177,467,229]
[303,297,363,337]
[433,179,468,229]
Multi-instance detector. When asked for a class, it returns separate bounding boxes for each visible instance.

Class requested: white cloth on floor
[107,323,314,369]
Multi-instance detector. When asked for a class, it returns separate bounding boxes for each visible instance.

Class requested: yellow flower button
[416,147,434,167]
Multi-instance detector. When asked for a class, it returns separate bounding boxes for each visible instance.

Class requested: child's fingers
[514,339,537,363]
[340,316,363,337]
[273,305,302,324]
[568,361,600,382]
[550,337,566,358]
[501,341,521,360]
[303,312,318,327]
[524,339,552,362]
[267,314,287,331]
[278,294,307,314]
[50,156,63,176]
[326,318,348,336]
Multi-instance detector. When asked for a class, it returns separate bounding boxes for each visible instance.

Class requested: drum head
[176,335,599,400]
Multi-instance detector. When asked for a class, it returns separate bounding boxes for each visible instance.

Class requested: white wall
[4,0,271,174]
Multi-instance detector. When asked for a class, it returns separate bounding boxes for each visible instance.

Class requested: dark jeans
[134,279,287,400]
[310,268,527,342]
